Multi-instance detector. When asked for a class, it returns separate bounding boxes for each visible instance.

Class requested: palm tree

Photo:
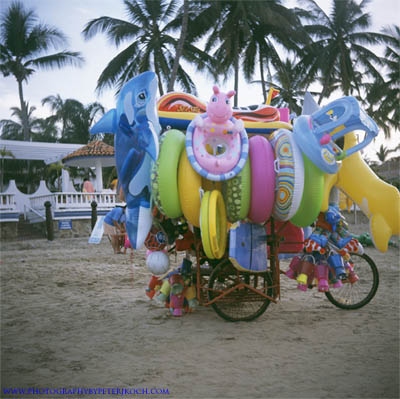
[82,0,210,96]
[42,96,105,144]
[375,143,400,163]
[60,101,105,144]
[188,1,306,106]
[0,1,84,141]
[296,0,393,102]
[0,104,42,140]
[363,25,399,138]
[252,57,320,116]
[167,0,189,92]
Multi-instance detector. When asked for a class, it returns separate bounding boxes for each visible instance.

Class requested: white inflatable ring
[268,128,304,221]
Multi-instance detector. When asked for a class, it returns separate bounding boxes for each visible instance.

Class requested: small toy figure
[168,274,186,317]
[145,275,163,299]
[304,204,363,258]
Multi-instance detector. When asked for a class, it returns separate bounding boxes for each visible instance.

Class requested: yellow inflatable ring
[290,154,324,227]
[200,190,227,259]
[151,129,185,218]
[200,191,214,259]
[222,158,251,223]
[208,190,228,258]
[178,149,202,227]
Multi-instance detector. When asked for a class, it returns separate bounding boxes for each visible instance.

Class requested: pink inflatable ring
[185,85,249,182]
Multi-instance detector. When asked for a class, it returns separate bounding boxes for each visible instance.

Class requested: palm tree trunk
[259,56,267,103]
[233,39,240,107]
[17,79,30,141]
[168,0,189,92]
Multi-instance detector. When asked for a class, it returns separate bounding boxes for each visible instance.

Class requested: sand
[1,221,399,399]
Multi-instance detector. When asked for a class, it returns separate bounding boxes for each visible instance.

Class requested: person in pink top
[82,178,95,193]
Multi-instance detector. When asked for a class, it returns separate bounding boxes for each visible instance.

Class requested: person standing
[103,205,126,254]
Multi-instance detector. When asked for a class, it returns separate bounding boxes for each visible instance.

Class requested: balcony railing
[29,192,117,211]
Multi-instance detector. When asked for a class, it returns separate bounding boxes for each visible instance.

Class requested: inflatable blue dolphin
[91,71,161,249]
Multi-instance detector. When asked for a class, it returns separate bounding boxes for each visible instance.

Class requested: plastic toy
[268,129,304,221]
[247,135,275,224]
[90,71,161,249]
[168,274,186,316]
[145,275,163,299]
[145,250,170,275]
[151,129,186,218]
[305,204,363,257]
[293,96,378,174]
[186,86,249,181]
[322,131,400,252]
[157,91,291,135]
[229,222,269,272]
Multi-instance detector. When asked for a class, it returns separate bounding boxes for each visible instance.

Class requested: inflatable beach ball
[146,251,170,275]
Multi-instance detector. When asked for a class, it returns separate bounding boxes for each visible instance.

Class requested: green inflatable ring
[151,129,186,218]
[222,158,251,223]
[290,154,324,227]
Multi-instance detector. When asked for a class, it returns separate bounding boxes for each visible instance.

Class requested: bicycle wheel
[208,259,274,322]
[325,252,379,310]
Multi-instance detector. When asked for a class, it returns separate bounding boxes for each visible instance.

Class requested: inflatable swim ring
[177,149,202,227]
[151,129,185,218]
[200,190,227,259]
[247,135,275,224]
[186,114,249,181]
[223,157,251,223]
[268,128,304,221]
[290,154,324,227]
[200,191,214,259]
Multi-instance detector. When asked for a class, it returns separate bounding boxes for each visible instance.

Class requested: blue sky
[0,0,398,160]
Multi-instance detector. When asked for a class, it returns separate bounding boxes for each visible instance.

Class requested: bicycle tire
[325,252,379,310]
[208,259,274,322]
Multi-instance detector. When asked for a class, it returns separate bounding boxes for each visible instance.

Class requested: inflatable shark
[91,71,161,249]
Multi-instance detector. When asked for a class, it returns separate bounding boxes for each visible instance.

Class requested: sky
[0,0,398,161]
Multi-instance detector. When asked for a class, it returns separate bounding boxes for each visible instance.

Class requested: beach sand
[1,221,399,399]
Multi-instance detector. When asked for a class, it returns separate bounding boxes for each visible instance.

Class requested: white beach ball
[146,250,170,275]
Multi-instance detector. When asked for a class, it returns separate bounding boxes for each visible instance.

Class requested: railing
[0,194,17,211]
[29,192,117,211]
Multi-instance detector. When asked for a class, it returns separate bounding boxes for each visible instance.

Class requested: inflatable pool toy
[200,190,227,259]
[222,157,251,223]
[90,71,161,249]
[186,86,249,181]
[229,222,268,272]
[151,129,185,219]
[247,135,275,224]
[293,96,379,174]
[290,154,324,227]
[158,91,292,134]
[322,131,400,252]
[268,129,304,221]
[177,149,202,227]
[157,91,207,130]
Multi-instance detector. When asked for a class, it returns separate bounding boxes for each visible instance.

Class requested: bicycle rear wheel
[325,252,379,310]
[208,259,274,322]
